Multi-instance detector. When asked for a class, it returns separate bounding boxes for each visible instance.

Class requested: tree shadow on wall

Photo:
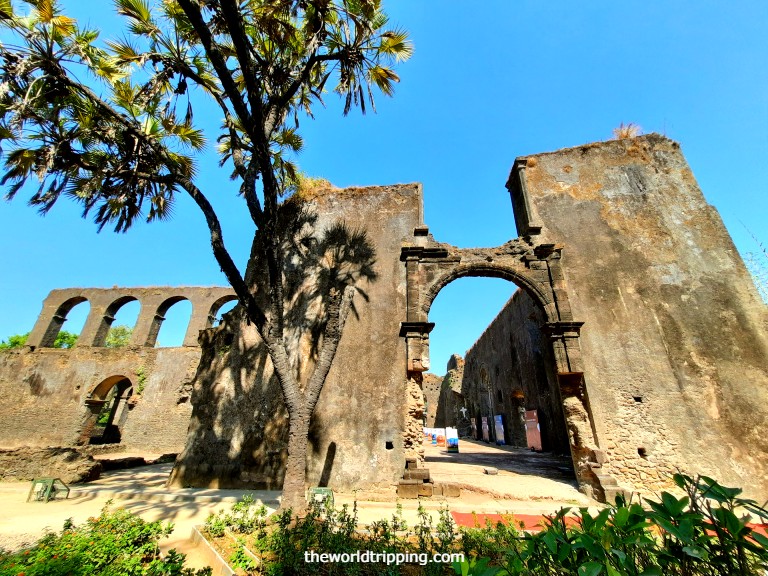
[169,196,377,490]
[249,196,378,380]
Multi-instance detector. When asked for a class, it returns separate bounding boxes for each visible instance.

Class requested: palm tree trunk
[280,406,311,512]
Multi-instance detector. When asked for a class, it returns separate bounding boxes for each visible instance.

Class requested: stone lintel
[507,159,544,236]
[534,243,563,259]
[400,246,450,261]
[399,322,435,338]
[543,321,585,338]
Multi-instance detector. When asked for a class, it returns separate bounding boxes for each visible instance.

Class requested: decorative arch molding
[399,226,610,501]
[26,287,236,349]
[421,263,559,324]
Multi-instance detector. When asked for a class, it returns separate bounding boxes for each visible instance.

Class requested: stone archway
[77,375,134,445]
[399,226,613,500]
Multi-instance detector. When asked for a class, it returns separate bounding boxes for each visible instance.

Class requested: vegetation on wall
[0,324,132,349]
[743,231,768,304]
[612,123,642,139]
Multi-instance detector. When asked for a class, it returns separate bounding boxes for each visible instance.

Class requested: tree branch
[175,0,255,135]
[179,177,268,330]
[218,0,266,125]
[267,51,343,125]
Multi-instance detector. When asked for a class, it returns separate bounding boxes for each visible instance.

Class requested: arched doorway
[400,231,606,499]
[78,375,134,445]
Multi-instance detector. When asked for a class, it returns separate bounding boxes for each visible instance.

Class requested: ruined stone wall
[0,286,234,455]
[433,355,468,432]
[461,290,568,453]
[510,134,768,498]
[422,373,442,428]
[0,346,200,453]
[170,184,422,491]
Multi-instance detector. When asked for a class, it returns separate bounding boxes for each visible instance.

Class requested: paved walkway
[424,438,590,504]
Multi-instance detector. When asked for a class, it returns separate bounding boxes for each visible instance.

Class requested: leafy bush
[204,497,457,575]
[200,474,768,575]
[0,503,211,576]
[490,473,768,576]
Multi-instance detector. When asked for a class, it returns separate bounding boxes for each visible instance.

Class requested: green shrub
[201,473,768,575]
[494,473,768,576]
[0,503,211,576]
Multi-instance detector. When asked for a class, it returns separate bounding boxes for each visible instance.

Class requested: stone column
[183,301,210,347]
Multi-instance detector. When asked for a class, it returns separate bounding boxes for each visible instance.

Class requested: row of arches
[26,287,238,349]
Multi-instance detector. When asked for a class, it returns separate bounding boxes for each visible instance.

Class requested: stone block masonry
[0,286,236,455]
[3,135,765,504]
[509,134,768,499]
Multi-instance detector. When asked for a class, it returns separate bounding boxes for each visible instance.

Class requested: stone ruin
[1,135,766,502]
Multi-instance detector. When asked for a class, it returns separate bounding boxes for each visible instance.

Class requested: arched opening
[147,297,192,347]
[39,297,90,348]
[207,296,238,328]
[79,375,134,445]
[422,272,577,493]
[92,297,141,347]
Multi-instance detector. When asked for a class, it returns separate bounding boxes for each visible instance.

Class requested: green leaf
[682,545,708,560]
[612,506,629,528]
[577,561,603,576]
[542,530,558,553]
[751,530,768,548]
[116,0,151,24]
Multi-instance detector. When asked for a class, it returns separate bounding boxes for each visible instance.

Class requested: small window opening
[637,447,647,458]
[633,396,643,403]
[385,441,394,450]
[497,390,503,403]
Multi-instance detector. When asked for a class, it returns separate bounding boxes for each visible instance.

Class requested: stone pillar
[183,301,210,347]
[404,374,426,464]
[400,322,434,373]
[543,321,617,501]
[399,322,434,468]
[130,295,167,347]
[76,304,112,347]
[76,399,106,445]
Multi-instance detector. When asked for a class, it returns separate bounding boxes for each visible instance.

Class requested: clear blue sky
[0,2,766,367]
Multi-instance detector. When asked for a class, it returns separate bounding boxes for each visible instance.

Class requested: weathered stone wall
[170,184,422,490]
[0,346,200,453]
[509,134,768,498]
[421,373,442,428]
[461,290,569,453]
[433,355,469,434]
